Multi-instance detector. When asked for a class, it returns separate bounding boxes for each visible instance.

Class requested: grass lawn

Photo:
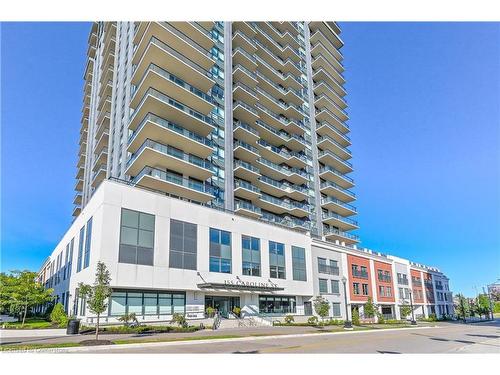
[0,342,81,351]
[2,319,55,330]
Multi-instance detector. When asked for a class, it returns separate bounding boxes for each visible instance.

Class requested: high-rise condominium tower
[74,21,357,245]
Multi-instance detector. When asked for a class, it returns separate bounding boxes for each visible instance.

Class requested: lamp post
[408,289,417,325]
[342,276,352,329]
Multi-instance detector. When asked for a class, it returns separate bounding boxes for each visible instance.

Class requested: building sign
[223,279,278,289]
[197,279,284,292]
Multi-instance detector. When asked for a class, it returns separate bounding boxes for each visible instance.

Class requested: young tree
[78,262,112,341]
[313,296,330,322]
[455,294,470,322]
[0,271,54,326]
[477,294,491,319]
[400,302,412,319]
[363,297,377,319]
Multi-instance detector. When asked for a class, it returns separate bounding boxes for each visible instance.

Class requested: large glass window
[83,217,93,269]
[292,246,307,281]
[209,228,231,273]
[319,279,328,294]
[169,219,197,270]
[362,283,369,296]
[332,303,341,317]
[258,295,296,315]
[119,209,155,266]
[109,290,186,316]
[77,226,85,273]
[331,280,340,294]
[269,241,285,279]
[242,235,260,276]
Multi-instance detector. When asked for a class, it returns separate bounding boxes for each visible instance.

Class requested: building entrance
[205,296,240,318]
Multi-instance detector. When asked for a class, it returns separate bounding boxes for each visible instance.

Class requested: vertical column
[223,22,234,211]
[303,22,323,236]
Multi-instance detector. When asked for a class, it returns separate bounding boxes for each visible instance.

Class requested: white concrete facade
[40,180,454,324]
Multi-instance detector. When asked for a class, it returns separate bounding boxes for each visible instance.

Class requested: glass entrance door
[205,296,240,318]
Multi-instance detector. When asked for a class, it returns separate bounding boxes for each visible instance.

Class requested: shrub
[284,315,294,324]
[327,319,344,325]
[117,313,139,327]
[307,316,319,325]
[352,309,360,326]
[49,303,68,328]
[206,306,215,318]
[385,319,406,324]
[171,313,187,328]
[232,306,241,317]
[494,301,500,314]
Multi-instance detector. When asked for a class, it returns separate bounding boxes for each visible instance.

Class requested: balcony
[99,79,113,99]
[257,139,308,169]
[233,47,258,71]
[234,200,262,219]
[129,88,214,137]
[72,206,81,218]
[310,28,343,61]
[311,41,344,75]
[126,139,214,180]
[73,193,82,206]
[233,64,258,88]
[318,149,353,174]
[255,103,306,136]
[94,130,109,155]
[91,164,107,187]
[320,180,355,202]
[254,120,307,152]
[253,36,303,78]
[233,82,259,106]
[253,23,301,63]
[234,140,260,162]
[315,107,349,134]
[233,100,260,124]
[232,30,257,54]
[261,22,301,50]
[129,114,212,159]
[312,54,345,86]
[313,69,347,101]
[321,196,356,216]
[317,134,351,160]
[257,175,308,201]
[76,166,84,180]
[98,96,112,113]
[318,263,340,276]
[130,63,215,115]
[314,92,348,122]
[255,86,304,121]
[324,227,359,245]
[397,277,409,286]
[131,166,214,203]
[169,22,215,50]
[233,22,257,38]
[92,147,108,172]
[255,71,304,107]
[234,159,260,181]
[255,54,302,92]
[316,121,351,147]
[132,35,215,93]
[322,211,358,231]
[378,275,392,283]
[77,153,85,168]
[234,121,260,144]
[234,179,261,201]
[352,269,369,279]
[259,193,308,217]
[257,157,308,185]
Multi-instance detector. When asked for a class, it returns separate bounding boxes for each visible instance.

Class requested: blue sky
[1,22,499,296]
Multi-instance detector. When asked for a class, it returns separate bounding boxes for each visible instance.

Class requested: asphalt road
[86,320,500,354]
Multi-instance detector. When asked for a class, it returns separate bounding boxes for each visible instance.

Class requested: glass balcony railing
[255,103,307,131]
[132,166,214,195]
[319,165,354,184]
[234,120,259,136]
[259,175,308,194]
[127,139,213,171]
[233,100,259,116]
[351,269,368,278]
[319,149,353,169]
[255,120,308,145]
[135,63,213,104]
[234,159,260,174]
[320,180,355,198]
[258,157,308,178]
[233,63,258,81]
[378,275,392,283]
[316,107,349,130]
[317,134,352,155]
[253,34,305,74]
[261,193,309,211]
[129,113,213,147]
[321,196,356,212]
[233,46,257,64]
[324,227,359,242]
[234,140,259,154]
[317,121,351,144]
[235,199,262,214]
[322,211,358,226]
[233,82,258,98]
[133,87,213,126]
[235,179,260,193]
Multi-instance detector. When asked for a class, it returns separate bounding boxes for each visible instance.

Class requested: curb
[16,325,439,353]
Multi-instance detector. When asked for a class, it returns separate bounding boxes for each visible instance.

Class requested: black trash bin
[66,319,80,335]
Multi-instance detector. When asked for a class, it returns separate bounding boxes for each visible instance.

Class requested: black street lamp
[342,276,352,329]
[408,289,417,325]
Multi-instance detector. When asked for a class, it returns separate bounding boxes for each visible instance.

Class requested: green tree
[477,294,491,318]
[0,271,54,326]
[313,296,330,322]
[363,297,377,319]
[78,262,112,341]
[400,302,412,319]
[352,307,360,326]
[50,302,69,327]
[455,294,470,321]
[494,301,500,314]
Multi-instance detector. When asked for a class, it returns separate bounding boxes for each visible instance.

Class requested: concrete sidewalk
[0,329,67,339]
